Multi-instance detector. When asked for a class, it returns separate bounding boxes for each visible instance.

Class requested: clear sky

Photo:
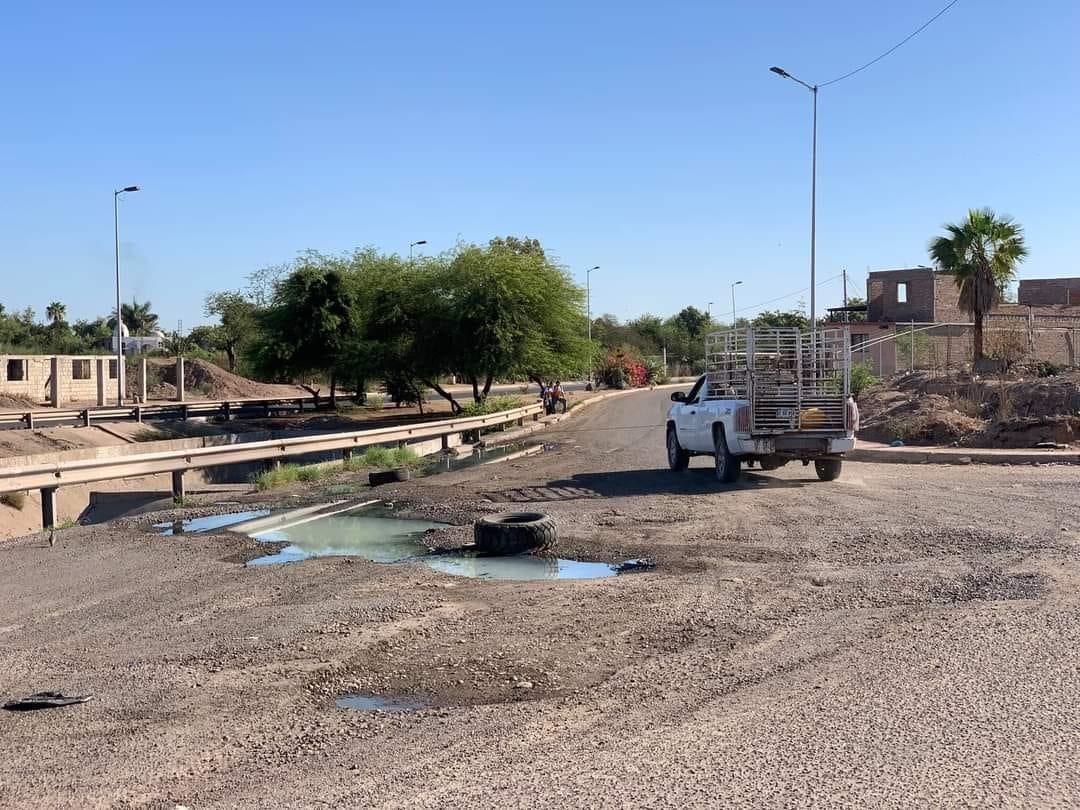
[3,0,1077,329]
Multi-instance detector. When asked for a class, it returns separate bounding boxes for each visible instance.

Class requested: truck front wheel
[666,425,689,471]
[814,458,843,481]
[713,427,741,484]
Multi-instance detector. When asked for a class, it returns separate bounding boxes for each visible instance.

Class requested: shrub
[458,396,526,418]
[595,347,649,389]
[850,362,880,399]
[1,491,26,510]
[1036,361,1062,378]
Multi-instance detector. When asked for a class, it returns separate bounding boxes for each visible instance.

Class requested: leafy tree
[929,208,1028,363]
[753,309,810,329]
[250,254,357,405]
[670,306,710,339]
[46,302,66,324]
[488,235,546,260]
[204,292,258,371]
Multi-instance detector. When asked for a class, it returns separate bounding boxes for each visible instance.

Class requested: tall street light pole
[114,185,140,406]
[586,266,600,385]
[770,66,818,355]
[409,239,427,261]
[586,266,600,344]
[731,280,743,328]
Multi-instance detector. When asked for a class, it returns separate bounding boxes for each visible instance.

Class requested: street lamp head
[411,239,427,246]
[769,66,788,77]
[589,265,600,270]
[119,185,140,193]
[734,280,743,286]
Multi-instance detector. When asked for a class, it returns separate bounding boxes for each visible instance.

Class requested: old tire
[713,427,741,484]
[814,458,842,481]
[368,468,410,487]
[666,425,689,471]
[474,512,558,555]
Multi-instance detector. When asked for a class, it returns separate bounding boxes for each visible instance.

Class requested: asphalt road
[1,388,1078,807]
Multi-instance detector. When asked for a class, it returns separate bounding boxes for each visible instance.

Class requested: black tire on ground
[474,513,558,555]
[666,424,689,471]
[368,468,410,487]
[713,427,741,484]
[814,458,843,481]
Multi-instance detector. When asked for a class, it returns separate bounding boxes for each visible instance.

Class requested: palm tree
[929,208,1028,364]
[45,301,66,324]
[107,300,160,335]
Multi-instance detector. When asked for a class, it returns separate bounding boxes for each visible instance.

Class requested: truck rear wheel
[814,458,843,481]
[666,425,689,471]
[713,427,740,484]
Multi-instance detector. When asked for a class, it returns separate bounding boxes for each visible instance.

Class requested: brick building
[849,268,1080,374]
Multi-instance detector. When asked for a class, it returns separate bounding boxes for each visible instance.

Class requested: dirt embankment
[132,358,308,401]
[858,369,1080,447]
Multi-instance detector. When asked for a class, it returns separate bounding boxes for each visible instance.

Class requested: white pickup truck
[666,326,858,483]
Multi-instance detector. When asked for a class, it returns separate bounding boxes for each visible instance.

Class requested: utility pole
[113,185,140,406]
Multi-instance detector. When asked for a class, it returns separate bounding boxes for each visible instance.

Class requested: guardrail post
[517,417,524,427]
[25,412,34,430]
[181,404,189,421]
[135,405,142,423]
[342,447,354,467]
[175,356,186,402]
[81,409,91,428]
[264,402,271,417]
[171,470,186,502]
[137,358,147,404]
[40,487,57,530]
[222,401,231,421]
[296,398,303,413]
[96,358,107,407]
[397,440,407,450]
[441,434,449,451]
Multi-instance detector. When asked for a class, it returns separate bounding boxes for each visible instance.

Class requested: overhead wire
[818,0,961,88]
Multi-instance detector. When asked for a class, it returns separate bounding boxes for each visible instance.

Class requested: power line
[819,0,961,88]
[735,272,844,316]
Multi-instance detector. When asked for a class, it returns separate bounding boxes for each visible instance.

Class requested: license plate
[775,408,797,419]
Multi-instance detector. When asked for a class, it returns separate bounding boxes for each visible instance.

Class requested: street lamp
[586,266,600,344]
[731,280,743,328]
[586,266,600,386]
[770,65,819,353]
[409,239,427,260]
[114,185,140,406]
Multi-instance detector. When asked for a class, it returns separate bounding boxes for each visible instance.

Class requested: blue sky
[3,0,1077,329]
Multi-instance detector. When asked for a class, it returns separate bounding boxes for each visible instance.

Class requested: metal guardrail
[0,402,544,496]
[0,396,322,431]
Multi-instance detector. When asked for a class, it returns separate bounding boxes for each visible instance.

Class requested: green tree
[929,208,1028,363]
[109,300,159,334]
[670,306,710,338]
[753,309,810,329]
[204,292,258,371]
[45,302,66,324]
[250,254,357,405]
[488,235,546,260]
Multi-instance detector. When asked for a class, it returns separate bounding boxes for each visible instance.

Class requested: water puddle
[335,694,429,712]
[435,442,544,473]
[155,510,271,536]
[157,503,648,581]
[248,512,447,567]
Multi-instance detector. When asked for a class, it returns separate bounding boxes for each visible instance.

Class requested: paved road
[1,388,1078,808]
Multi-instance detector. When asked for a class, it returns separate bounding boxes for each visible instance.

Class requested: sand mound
[143,358,307,401]
[859,369,1080,447]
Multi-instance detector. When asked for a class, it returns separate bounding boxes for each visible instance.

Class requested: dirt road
[1,389,1078,808]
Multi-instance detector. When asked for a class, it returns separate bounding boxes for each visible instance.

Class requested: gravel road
[1,388,1078,808]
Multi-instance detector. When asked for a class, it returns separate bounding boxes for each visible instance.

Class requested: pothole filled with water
[156,503,648,581]
[335,694,429,712]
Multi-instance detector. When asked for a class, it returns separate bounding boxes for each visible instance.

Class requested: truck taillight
[845,397,860,434]
[736,404,750,433]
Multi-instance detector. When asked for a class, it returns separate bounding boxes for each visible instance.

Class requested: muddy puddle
[335,694,429,712]
[157,503,643,581]
[432,442,544,473]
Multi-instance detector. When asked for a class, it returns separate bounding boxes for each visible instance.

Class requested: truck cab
[666,326,858,483]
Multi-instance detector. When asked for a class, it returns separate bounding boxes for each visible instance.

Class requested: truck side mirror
[670,391,686,403]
